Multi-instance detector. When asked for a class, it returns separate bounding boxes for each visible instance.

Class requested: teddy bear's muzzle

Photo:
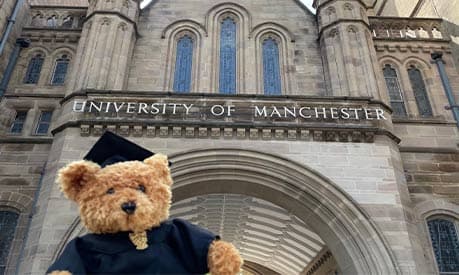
[121,201,137,215]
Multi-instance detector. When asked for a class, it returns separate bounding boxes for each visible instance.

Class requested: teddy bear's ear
[144,154,173,186]
[57,160,101,201]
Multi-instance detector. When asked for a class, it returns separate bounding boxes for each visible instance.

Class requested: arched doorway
[169,148,400,274]
[53,148,400,274]
[170,194,325,274]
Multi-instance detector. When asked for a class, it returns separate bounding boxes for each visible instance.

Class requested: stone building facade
[0,0,458,274]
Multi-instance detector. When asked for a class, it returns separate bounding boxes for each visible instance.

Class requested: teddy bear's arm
[47,238,87,274]
[208,240,243,275]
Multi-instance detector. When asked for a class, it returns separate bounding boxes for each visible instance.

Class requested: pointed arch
[50,47,75,86]
[206,3,251,93]
[54,149,400,274]
[169,149,400,274]
[415,200,459,275]
[23,52,45,84]
[219,16,237,94]
[173,35,194,93]
[262,37,282,95]
[380,60,407,117]
[251,23,294,95]
[162,20,205,93]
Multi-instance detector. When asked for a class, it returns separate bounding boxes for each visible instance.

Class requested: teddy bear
[47,132,243,274]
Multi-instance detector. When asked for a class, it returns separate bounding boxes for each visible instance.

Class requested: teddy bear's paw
[48,271,72,275]
[208,240,243,275]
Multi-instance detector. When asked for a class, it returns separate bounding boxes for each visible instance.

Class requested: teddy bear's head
[57,154,173,234]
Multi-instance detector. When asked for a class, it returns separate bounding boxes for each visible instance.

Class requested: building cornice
[60,90,394,111]
[49,120,400,144]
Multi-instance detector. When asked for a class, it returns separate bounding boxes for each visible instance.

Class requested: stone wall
[0,141,51,274]
[1,1,459,274]
[403,151,459,204]
[0,0,30,77]
[3,6,83,96]
[129,0,325,95]
[16,124,423,274]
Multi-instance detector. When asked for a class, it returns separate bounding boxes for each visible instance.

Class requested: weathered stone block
[172,127,182,137]
[146,126,156,137]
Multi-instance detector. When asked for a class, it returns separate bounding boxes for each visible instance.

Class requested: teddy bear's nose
[121,201,136,214]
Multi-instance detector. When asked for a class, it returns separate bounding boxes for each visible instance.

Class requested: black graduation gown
[47,219,216,274]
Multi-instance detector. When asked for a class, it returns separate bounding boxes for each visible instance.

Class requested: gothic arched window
[383,64,407,117]
[24,54,44,84]
[0,211,19,274]
[51,54,70,86]
[51,55,70,85]
[408,66,433,117]
[262,37,282,95]
[428,218,459,273]
[219,17,237,94]
[173,36,194,93]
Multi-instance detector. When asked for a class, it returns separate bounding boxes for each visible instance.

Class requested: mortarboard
[84,131,161,167]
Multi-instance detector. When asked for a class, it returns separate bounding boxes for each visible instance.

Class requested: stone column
[68,0,140,93]
[316,0,387,101]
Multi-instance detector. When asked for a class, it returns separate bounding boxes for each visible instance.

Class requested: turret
[315,0,387,101]
[68,0,140,92]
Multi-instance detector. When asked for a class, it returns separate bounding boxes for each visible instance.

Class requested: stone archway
[169,148,400,274]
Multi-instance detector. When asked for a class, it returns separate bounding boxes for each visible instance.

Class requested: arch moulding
[53,148,400,274]
[169,148,400,274]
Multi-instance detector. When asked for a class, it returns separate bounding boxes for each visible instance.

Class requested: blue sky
[140,0,315,12]
[301,0,315,12]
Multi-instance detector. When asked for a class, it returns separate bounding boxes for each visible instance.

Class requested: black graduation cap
[85,131,163,167]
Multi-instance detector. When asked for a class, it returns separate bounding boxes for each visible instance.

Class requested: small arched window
[0,211,19,274]
[51,54,70,86]
[47,15,57,27]
[408,65,433,117]
[428,218,459,273]
[219,17,237,94]
[383,64,407,117]
[173,36,194,93]
[262,37,281,95]
[62,16,74,28]
[24,54,44,84]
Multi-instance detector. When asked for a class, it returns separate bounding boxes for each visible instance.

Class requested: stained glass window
[408,66,433,117]
[262,38,282,95]
[428,218,459,273]
[35,111,53,135]
[219,17,237,94]
[173,36,193,93]
[10,111,27,134]
[24,54,44,84]
[0,211,19,275]
[383,64,407,117]
[51,55,70,85]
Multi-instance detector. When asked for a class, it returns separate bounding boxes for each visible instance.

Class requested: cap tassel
[129,231,148,250]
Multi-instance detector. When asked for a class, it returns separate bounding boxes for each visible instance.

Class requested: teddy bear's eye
[106,188,115,195]
[137,185,146,193]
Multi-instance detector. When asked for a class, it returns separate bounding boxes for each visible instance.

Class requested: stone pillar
[316,0,387,101]
[68,0,139,93]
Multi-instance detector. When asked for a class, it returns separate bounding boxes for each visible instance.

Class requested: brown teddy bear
[47,132,243,274]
